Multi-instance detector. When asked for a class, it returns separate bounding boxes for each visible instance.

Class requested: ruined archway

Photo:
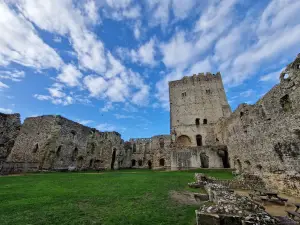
[177,135,191,146]
[159,158,165,167]
[111,148,116,170]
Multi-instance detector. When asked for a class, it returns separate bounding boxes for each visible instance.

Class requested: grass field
[0,169,233,225]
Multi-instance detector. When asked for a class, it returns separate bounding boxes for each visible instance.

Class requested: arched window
[203,119,207,124]
[159,158,165,166]
[195,118,200,126]
[196,135,202,146]
[177,135,191,146]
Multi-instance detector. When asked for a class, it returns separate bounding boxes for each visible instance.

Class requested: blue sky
[0,0,300,140]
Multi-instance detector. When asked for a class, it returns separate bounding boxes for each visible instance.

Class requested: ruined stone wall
[170,146,226,170]
[214,54,300,196]
[169,73,231,147]
[0,113,21,163]
[129,138,152,169]
[7,115,126,171]
[128,135,172,169]
[151,135,172,169]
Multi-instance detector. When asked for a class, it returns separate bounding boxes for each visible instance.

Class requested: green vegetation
[0,169,233,225]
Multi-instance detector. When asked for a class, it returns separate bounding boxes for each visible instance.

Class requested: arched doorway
[131,159,136,167]
[159,158,165,167]
[177,135,191,146]
[111,148,116,170]
[148,160,152,169]
[196,135,202,146]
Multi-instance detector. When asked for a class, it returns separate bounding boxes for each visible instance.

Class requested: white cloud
[131,39,156,66]
[76,119,94,125]
[106,77,129,102]
[103,0,140,20]
[171,0,196,20]
[240,89,255,98]
[131,85,150,106]
[101,102,114,112]
[160,32,195,69]
[84,75,108,97]
[84,0,100,24]
[105,53,125,78]
[57,64,82,87]
[0,108,13,114]
[0,1,63,69]
[114,114,134,119]
[34,83,74,106]
[0,81,9,89]
[259,68,283,83]
[96,123,116,131]
[19,0,107,73]
[133,21,141,39]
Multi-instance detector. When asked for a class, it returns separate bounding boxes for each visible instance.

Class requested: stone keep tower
[169,72,231,147]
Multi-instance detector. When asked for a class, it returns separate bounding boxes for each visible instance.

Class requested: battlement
[169,72,222,87]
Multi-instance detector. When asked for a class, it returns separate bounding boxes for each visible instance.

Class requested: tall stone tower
[169,72,231,147]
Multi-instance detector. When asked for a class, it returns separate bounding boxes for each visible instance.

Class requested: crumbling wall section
[7,115,125,171]
[170,146,226,170]
[215,54,300,196]
[0,113,21,163]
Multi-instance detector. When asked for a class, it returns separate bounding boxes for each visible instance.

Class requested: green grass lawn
[0,169,233,225]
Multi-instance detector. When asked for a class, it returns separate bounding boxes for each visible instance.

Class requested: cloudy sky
[0,0,299,140]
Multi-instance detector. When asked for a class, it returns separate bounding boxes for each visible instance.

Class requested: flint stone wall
[170,146,226,170]
[7,115,126,171]
[214,55,300,196]
[0,113,21,162]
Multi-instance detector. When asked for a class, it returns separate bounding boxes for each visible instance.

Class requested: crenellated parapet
[169,72,222,87]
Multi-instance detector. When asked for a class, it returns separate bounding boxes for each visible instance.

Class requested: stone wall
[0,113,21,163]
[128,135,172,169]
[214,54,300,196]
[7,115,127,171]
[169,72,231,147]
[170,146,227,170]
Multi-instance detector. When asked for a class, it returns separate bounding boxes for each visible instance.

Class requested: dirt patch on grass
[170,190,202,205]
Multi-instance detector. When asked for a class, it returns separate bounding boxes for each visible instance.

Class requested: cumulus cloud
[57,64,82,87]
[0,108,13,114]
[84,75,108,97]
[18,0,107,73]
[0,1,63,69]
[96,123,116,131]
[0,81,9,89]
[131,39,157,66]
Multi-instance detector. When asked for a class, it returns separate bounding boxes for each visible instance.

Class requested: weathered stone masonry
[214,54,300,196]
[5,115,129,172]
[0,113,21,163]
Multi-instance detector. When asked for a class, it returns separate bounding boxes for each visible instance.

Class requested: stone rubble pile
[194,173,279,225]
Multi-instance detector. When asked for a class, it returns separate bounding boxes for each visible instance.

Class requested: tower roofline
[168,72,222,85]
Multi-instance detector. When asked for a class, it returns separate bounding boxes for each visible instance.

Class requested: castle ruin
[1,54,300,196]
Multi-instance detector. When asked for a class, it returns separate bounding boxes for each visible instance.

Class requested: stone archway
[177,135,191,146]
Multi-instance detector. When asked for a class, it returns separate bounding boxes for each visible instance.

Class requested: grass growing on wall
[0,169,233,225]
